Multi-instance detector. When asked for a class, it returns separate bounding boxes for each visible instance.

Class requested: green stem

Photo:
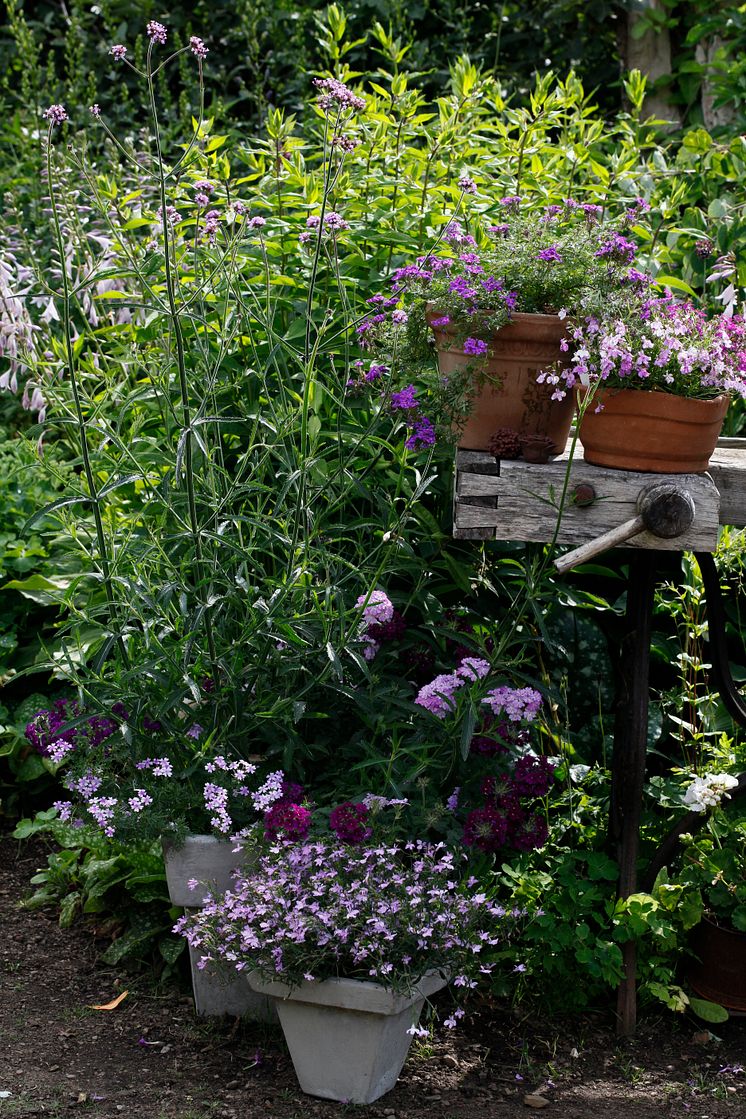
[146,46,218,674]
[46,127,129,667]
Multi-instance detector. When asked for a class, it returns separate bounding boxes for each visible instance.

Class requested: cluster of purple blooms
[176,839,518,1025]
[538,298,746,402]
[414,657,492,718]
[313,77,366,114]
[461,754,554,854]
[25,698,125,759]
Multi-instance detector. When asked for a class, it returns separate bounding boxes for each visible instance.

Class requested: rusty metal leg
[609,550,657,1037]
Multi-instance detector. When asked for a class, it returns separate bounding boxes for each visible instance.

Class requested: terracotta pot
[577,388,730,473]
[687,915,746,1013]
[428,311,574,454]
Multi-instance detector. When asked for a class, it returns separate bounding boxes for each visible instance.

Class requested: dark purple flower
[537,246,562,264]
[463,803,509,852]
[367,609,407,643]
[458,176,477,194]
[264,801,312,841]
[329,802,372,844]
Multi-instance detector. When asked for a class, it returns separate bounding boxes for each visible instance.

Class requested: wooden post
[610,550,658,1037]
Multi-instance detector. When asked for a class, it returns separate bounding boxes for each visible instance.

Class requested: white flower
[683,772,739,813]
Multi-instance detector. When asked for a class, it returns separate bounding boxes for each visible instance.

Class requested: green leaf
[689,997,729,1024]
[653,275,698,298]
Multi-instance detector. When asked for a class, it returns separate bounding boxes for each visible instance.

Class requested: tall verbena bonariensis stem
[46,126,129,668]
[146,47,218,673]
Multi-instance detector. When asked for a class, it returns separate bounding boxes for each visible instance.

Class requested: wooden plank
[707,450,746,527]
[454,456,721,550]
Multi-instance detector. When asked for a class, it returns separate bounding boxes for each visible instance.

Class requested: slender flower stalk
[144,41,218,674]
[44,117,129,667]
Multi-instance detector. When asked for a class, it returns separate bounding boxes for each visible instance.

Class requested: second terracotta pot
[687,915,746,1013]
[428,311,574,454]
[577,387,730,473]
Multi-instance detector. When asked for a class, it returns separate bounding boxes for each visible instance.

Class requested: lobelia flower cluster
[539,298,746,403]
[175,838,524,1029]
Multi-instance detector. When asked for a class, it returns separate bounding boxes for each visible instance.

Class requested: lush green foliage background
[0,2,744,1008]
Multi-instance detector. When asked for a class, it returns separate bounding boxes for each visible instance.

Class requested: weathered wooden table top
[454,437,746,549]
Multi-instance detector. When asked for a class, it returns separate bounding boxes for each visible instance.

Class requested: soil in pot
[577,388,730,473]
[428,311,574,454]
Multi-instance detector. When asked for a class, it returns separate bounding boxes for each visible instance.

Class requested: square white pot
[248,970,448,1103]
[163,835,277,1022]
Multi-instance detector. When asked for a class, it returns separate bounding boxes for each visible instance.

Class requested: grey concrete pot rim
[247,968,449,1015]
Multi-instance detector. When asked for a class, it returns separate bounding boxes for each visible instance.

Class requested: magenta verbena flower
[329,801,372,844]
[190,36,208,59]
[146,20,167,45]
[264,801,312,841]
[43,104,68,126]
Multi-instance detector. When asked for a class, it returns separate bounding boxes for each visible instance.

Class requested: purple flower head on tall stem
[458,176,477,194]
[190,36,208,59]
[313,77,365,113]
[43,105,68,126]
[146,20,167,45]
[110,44,127,61]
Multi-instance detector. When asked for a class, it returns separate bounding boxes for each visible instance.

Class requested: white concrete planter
[163,835,276,1022]
[248,969,448,1103]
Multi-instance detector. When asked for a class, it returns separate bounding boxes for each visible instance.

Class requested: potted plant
[674,772,746,1011]
[24,700,283,1020]
[545,298,746,472]
[362,196,649,454]
[177,833,517,1103]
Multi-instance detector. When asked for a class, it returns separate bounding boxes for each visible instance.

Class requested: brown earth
[1,834,744,1119]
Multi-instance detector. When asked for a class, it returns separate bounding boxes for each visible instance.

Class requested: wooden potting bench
[453,438,746,1035]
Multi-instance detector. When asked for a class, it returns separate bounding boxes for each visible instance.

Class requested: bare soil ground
[1,835,744,1119]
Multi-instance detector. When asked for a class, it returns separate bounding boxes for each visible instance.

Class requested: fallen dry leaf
[89,990,129,1011]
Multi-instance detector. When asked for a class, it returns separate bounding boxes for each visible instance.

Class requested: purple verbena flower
[146,20,167,45]
[189,36,208,59]
[463,337,488,357]
[43,104,68,126]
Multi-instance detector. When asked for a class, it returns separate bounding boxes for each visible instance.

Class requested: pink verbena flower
[190,36,208,59]
[146,20,167,45]
[43,104,68,126]
[110,44,127,61]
